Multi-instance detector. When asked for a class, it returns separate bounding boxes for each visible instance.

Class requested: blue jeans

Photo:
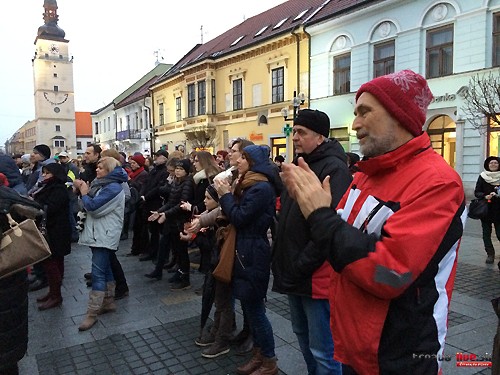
[241,298,275,358]
[288,295,342,375]
[91,247,114,292]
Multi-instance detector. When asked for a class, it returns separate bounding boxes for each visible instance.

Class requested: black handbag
[468,198,489,220]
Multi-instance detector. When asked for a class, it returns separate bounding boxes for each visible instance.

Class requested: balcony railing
[116,129,143,140]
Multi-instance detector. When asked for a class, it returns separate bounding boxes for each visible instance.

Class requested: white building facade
[307,0,500,195]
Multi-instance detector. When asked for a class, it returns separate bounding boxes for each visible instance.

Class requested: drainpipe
[145,90,154,154]
[302,25,312,110]
[291,26,301,97]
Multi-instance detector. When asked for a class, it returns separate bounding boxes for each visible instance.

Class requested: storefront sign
[431,86,468,103]
[249,132,264,141]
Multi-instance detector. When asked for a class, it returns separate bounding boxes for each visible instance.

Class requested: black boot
[486,246,495,264]
[144,267,162,281]
[170,271,190,291]
[168,270,181,283]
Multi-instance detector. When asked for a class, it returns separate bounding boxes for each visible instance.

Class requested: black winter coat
[192,172,213,214]
[141,163,169,212]
[474,175,500,222]
[79,161,98,183]
[0,271,28,371]
[159,175,195,229]
[33,179,71,257]
[0,187,37,370]
[129,169,148,192]
[272,139,352,297]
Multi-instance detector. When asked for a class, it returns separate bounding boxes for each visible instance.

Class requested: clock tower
[33,0,76,156]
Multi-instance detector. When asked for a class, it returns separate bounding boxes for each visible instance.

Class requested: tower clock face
[50,44,59,54]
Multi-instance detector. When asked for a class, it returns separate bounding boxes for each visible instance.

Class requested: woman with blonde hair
[73,157,128,331]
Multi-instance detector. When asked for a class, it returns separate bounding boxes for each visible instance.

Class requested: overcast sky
[0,0,286,146]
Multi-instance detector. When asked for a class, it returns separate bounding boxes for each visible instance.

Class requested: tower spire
[35,0,66,43]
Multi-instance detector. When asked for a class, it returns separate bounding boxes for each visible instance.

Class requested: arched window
[258,115,268,126]
[427,115,456,167]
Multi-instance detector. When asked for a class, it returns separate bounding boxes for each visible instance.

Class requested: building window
[211,80,216,114]
[494,13,500,66]
[188,84,196,117]
[94,122,99,134]
[86,141,92,147]
[158,103,164,125]
[135,112,139,129]
[329,127,350,151]
[198,81,206,115]
[53,73,58,78]
[54,86,59,92]
[271,67,284,103]
[54,140,65,148]
[233,79,243,110]
[426,25,453,78]
[373,41,395,78]
[126,115,130,128]
[77,141,82,149]
[55,125,60,132]
[176,97,182,121]
[333,53,351,95]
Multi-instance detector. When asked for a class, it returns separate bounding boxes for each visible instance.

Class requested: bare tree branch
[462,70,500,133]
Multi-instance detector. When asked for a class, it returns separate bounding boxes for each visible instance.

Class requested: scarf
[481,170,500,186]
[30,176,56,197]
[88,176,117,198]
[193,169,207,185]
[233,171,269,199]
[129,166,145,181]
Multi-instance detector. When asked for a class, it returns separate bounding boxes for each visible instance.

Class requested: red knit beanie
[130,154,145,167]
[355,70,433,137]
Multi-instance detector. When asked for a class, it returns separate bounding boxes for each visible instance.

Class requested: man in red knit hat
[281,70,466,375]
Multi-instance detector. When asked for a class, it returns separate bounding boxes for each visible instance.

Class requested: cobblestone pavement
[19,217,498,374]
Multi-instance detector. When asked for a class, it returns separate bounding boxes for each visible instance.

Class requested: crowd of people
[0,69,470,375]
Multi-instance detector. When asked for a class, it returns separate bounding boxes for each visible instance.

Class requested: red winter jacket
[307,133,465,375]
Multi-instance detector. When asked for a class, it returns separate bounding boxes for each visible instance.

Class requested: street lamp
[281,91,306,161]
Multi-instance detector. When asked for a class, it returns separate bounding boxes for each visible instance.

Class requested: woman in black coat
[146,159,194,287]
[0,182,41,375]
[474,156,500,264]
[31,162,71,310]
[181,151,221,273]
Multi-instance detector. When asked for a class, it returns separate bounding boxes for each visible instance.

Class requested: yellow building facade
[150,28,311,162]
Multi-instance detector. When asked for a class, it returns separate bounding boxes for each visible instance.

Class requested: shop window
[427,115,456,167]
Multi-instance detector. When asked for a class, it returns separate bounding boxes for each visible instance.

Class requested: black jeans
[168,225,189,273]
[154,228,173,272]
[146,221,161,259]
[131,206,149,254]
[481,219,500,249]
[110,252,127,290]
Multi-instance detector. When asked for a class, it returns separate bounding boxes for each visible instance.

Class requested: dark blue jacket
[219,145,276,301]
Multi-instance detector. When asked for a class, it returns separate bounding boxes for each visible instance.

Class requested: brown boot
[486,247,495,264]
[38,295,62,310]
[249,356,278,375]
[36,292,51,303]
[98,282,117,315]
[78,290,105,331]
[236,348,263,375]
[38,274,63,310]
